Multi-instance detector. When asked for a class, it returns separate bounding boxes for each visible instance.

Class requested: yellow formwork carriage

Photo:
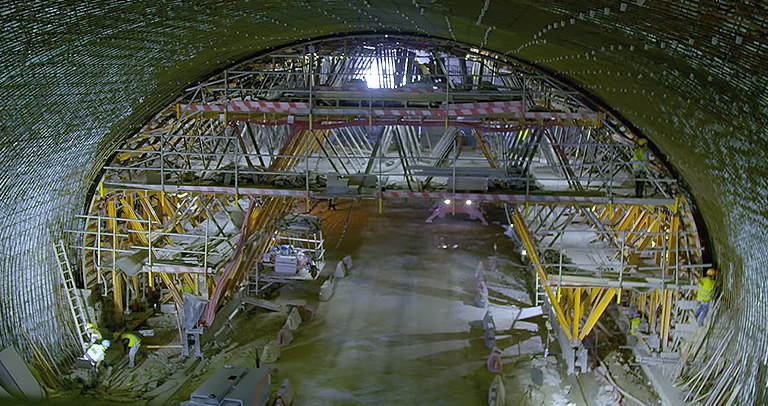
[516,198,702,350]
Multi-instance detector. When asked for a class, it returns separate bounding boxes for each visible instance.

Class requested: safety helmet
[707,268,716,276]
[638,138,647,146]
[87,323,95,329]
[101,340,111,348]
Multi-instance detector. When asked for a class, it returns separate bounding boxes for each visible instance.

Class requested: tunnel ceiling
[0,0,766,403]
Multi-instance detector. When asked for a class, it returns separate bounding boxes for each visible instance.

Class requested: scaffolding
[66,36,706,365]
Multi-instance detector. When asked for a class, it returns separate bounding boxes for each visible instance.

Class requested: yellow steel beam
[473,129,498,168]
[635,218,661,251]
[573,288,582,339]
[579,288,616,340]
[615,205,642,233]
[182,273,198,295]
[609,205,626,224]
[119,197,150,246]
[511,209,573,340]
[117,197,187,305]
[106,199,123,314]
[666,214,680,268]
[662,289,673,348]
[136,191,174,246]
[160,273,183,305]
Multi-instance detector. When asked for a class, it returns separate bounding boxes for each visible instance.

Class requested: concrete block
[483,310,496,332]
[319,277,336,302]
[286,307,302,331]
[259,341,280,364]
[342,255,354,270]
[475,281,489,308]
[260,342,281,363]
[475,261,485,283]
[274,379,294,406]
[334,261,346,278]
[488,375,505,406]
[277,325,293,347]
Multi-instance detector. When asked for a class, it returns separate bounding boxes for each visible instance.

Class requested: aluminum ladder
[54,239,90,349]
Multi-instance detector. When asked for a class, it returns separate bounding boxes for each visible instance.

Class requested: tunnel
[0,1,766,405]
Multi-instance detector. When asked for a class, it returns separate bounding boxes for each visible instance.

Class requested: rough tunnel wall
[0,0,351,363]
[0,1,765,401]
[516,2,768,401]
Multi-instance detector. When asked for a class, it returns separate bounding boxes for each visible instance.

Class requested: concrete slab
[0,347,45,400]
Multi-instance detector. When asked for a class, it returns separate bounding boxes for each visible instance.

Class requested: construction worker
[416,61,432,83]
[84,340,110,369]
[119,332,142,368]
[694,268,716,326]
[631,139,651,198]
[629,313,641,337]
[86,323,102,345]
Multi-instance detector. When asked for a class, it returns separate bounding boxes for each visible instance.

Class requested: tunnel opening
[57,34,713,404]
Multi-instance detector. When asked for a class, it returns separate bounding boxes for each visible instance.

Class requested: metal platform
[102,181,675,206]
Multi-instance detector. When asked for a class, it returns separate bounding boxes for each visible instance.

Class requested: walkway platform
[102,181,675,206]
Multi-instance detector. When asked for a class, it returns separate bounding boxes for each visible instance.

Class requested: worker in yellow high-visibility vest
[631,139,651,198]
[119,332,142,368]
[86,323,102,346]
[694,268,716,326]
[630,313,641,337]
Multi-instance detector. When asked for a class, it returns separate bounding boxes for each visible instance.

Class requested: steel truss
[68,36,705,364]
[511,197,706,372]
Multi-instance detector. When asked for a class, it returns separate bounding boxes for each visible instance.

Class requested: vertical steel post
[160,133,165,193]
[618,230,624,304]
[96,217,101,285]
[307,51,314,211]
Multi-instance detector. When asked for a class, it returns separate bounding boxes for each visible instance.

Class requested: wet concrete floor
[277,200,532,405]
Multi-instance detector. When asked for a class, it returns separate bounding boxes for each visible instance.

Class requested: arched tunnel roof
[0,1,766,403]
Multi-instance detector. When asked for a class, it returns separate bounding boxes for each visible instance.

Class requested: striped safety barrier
[179,100,599,121]
[179,101,311,114]
[104,182,310,197]
[143,264,210,274]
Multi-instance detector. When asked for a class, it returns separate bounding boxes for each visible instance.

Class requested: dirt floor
[40,199,661,405]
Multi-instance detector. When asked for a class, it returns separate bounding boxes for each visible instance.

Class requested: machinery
[184,366,271,406]
[251,214,326,296]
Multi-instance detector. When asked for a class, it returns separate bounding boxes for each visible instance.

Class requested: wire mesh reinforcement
[0,1,766,404]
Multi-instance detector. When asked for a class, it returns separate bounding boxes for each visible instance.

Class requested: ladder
[54,240,90,349]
